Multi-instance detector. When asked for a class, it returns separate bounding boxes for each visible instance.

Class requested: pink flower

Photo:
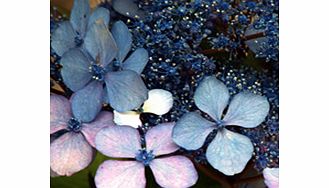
[95,123,198,188]
[50,94,114,176]
[263,167,279,188]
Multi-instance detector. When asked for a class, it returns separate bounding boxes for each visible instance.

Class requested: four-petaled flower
[51,0,110,56]
[263,167,279,188]
[114,89,173,128]
[172,76,270,175]
[94,123,198,188]
[60,19,149,122]
[50,94,114,176]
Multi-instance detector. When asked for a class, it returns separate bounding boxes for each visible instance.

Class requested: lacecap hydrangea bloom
[51,0,110,56]
[172,76,270,175]
[50,94,114,176]
[95,123,198,188]
[263,167,279,188]
[60,18,149,118]
[114,89,173,128]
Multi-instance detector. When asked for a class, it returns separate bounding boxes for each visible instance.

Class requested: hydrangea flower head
[60,19,149,121]
[113,89,173,128]
[263,167,279,188]
[51,0,110,56]
[172,76,270,175]
[94,123,198,188]
[50,94,115,176]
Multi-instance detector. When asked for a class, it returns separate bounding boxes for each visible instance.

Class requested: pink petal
[50,94,72,134]
[50,132,93,176]
[150,156,198,188]
[263,167,279,188]
[95,160,146,188]
[95,125,141,158]
[145,122,179,156]
[81,111,115,147]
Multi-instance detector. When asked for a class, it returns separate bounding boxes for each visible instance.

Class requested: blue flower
[51,0,110,56]
[172,76,270,175]
[60,20,149,121]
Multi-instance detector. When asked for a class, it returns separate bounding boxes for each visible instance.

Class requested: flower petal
[145,122,178,156]
[111,21,132,63]
[87,7,110,29]
[95,160,146,188]
[150,156,198,188]
[142,89,173,115]
[112,0,146,19]
[51,21,76,56]
[50,94,71,134]
[105,70,148,112]
[113,110,142,128]
[194,76,230,121]
[263,167,279,188]
[95,125,141,158]
[71,81,104,123]
[81,111,114,147]
[50,132,93,176]
[84,20,118,66]
[60,48,92,92]
[206,128,253,175]
[70,0,90,37]
[122,48,149,74]
[223,92,269,128]
[172,112,216,150]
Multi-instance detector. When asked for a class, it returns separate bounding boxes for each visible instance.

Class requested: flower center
[216,120,225,128]
[135,149,155,166]
[67,118,82,133]
[89,64,106,81]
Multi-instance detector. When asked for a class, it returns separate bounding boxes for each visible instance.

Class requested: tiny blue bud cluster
[135,148,155,166]
[67,118,82,133]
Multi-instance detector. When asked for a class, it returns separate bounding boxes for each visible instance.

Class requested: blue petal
[84,20,118,66]
[70,0,90,37]
[104,70,148,112]
[51,21,76,56]
[60,48,92,92]
[111,21,132,63]
[112,0,146,19]
[223,92,269,128]
[87,7,110,29]
[172,112,216,150]
[122,48,149,74]
[206,129,254,176]
[71,81,104,123]
[194,76,230,121]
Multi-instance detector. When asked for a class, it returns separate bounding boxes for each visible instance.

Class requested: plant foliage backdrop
[50,0,278,187]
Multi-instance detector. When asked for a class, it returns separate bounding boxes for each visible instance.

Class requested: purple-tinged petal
[206,128,253,176]
[194,76,230,121]
[263,167,279,188]
[223,92,270,128]
[81,111,114,147]
[95,125,141,158]
[84,20,118,66]
[150,156,198,188]
[145,122,179,156]
[50,132,93,176]
[112,0,146,19]
[70,0,90,37]
[50,94,71,134]
[122,48,149,74]
[71,81,104,123]
[95,160,146,188]
[51,21,76,56]
[111,21,132,62]
[88,7,110,29]
[60,48,92,92]
[105,70,148,112]
[172,112,216,150]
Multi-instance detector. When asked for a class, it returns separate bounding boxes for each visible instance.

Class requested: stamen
[67,118,82,133]
[135,148,155,166]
